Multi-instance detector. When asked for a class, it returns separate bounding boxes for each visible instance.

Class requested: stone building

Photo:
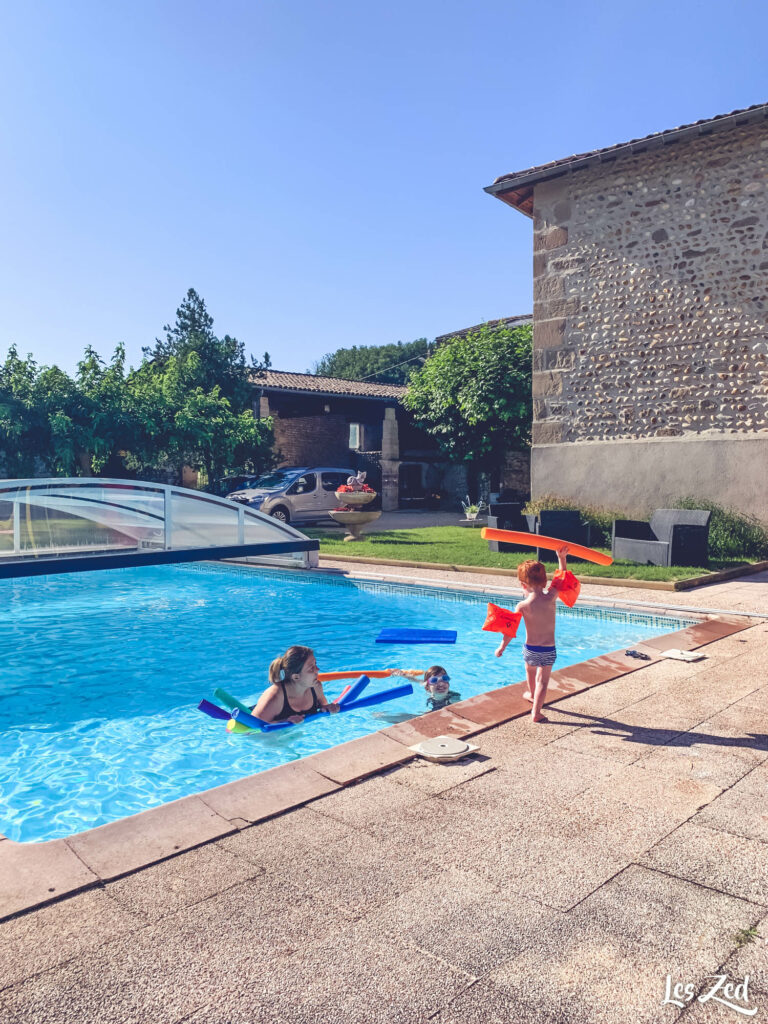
[252,370,467,511]
[485,102,768,521]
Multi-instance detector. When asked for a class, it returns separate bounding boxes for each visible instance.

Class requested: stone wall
[530,119,768,518]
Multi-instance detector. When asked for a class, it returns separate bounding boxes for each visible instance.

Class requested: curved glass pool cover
[0,478,317,577]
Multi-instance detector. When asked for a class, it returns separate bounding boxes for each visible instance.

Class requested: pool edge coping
[0,584,754,922]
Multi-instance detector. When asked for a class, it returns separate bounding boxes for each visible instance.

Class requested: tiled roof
[486,101,768,216]
[434,314,532,345]
[252,369,406,400]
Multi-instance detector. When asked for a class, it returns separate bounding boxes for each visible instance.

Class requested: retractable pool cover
[0,478,318,578]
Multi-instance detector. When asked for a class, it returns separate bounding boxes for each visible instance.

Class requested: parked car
[225,466,355,524]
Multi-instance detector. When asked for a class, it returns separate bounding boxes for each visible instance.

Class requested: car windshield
[241,469,302,489]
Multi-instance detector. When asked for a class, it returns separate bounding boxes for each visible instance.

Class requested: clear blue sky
[1,0,766,375]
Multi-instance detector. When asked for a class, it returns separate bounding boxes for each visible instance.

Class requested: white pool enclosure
[0,478,318,577]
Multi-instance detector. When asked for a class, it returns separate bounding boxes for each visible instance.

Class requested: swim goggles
[426,674,450,684]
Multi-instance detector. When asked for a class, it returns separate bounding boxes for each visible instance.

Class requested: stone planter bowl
[334,490,377,507]
[328,507,382,541]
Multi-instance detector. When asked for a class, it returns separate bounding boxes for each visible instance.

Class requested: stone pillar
[380,406,400,511]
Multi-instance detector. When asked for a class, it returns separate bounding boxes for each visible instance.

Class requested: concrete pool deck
[1,565,767,1022]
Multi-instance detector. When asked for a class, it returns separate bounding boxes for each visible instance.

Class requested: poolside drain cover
[411,735,479,763]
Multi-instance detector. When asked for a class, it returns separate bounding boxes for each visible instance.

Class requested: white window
[349,423,361,449]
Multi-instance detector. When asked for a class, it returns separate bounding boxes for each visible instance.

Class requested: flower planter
[334,490,377,507]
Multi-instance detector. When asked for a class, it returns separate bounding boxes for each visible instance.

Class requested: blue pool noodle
[198,699,232,721]
[376,626,456,643]
[336,674,371,706]
[231,681,414,732]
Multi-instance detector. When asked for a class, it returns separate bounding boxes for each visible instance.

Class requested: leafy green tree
[0,288,275,489]
[403,323,533,468]
[129,351,273,492]
[312,338,429,384]
[0,347,51,477]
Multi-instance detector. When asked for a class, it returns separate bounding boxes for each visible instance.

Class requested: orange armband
[550,569,581,607]
[482,602,522,638]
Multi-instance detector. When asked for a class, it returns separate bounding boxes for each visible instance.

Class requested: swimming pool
[0,563,694,842]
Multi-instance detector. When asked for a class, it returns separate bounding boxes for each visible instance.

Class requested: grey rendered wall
[532,434,768,522]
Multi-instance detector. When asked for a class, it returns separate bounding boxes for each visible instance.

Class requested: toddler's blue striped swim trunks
[523,644,557,667]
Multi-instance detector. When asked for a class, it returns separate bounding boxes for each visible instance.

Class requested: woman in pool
[252,646,340,724]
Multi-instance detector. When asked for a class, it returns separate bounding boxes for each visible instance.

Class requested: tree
[403,323,533,474]
[130,351,274,493]
[144,288,270,409]
[312,338,429,384]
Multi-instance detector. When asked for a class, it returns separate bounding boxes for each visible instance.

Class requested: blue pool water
[0,563,693,842]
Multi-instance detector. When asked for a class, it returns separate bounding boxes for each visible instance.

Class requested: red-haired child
[495,546,568,723]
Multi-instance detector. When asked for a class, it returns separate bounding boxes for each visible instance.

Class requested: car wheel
[270,506,290,524]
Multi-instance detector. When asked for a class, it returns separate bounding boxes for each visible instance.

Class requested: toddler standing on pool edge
[495,546,569,723]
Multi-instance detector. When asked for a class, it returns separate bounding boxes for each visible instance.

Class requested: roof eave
[253,384,405,403]
[485,104,768,217]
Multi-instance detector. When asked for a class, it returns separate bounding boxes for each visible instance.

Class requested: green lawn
[305,525,754,582]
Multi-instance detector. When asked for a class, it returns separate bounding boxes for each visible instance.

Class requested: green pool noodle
[214,688,254,716]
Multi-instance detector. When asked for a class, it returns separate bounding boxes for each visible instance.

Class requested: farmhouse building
[485,102,768,520]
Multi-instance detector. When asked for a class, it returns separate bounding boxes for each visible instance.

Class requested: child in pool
[495,546,568,723]
[391,665,461,711]
[251,646,340,724]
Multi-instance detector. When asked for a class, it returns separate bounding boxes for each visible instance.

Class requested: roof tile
[253,370,406,399]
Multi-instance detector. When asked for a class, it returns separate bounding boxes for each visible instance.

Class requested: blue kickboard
[376,628,457,645]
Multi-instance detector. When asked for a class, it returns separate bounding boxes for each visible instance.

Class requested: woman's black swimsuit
[273,684,322,722]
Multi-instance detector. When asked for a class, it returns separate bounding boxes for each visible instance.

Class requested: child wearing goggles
[391,665,460,710]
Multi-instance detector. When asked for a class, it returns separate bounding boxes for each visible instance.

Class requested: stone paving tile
[0,839,97,920]
[437,743,618,812]
[468,706,580,765]
[549,712,684,766]
[641,822,768,906]
[188,917,474,1024]
[550,666,675,717]
[65,794,234,882]
[432,980,557,1024]
[383,753,497,795]
[695,764,768,843]
[368,868,564,976]
[3,874,353,1024]
[0,888,143,991]
[717,907,768,994]
[105,840,261,922]
[581,763,722,817]
[522,790,699,862]
[703,705,768,750]
[633,719,765,789]
[476,831,628,912]
[220,804,446,922]
[217,804,362,865]
[736,686,768,713]
[308,773,431,833]
[485,865,762,1024]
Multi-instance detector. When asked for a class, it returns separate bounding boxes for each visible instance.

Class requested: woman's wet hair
[269,645,314,685]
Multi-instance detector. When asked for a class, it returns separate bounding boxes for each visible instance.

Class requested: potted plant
[461,495,487,523]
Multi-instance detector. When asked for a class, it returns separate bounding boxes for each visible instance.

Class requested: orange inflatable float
[482,603,522,638]
[480,528,613,566]
[549,569,581,607]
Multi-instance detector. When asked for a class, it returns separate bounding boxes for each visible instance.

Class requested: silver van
[225,466,356,524]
